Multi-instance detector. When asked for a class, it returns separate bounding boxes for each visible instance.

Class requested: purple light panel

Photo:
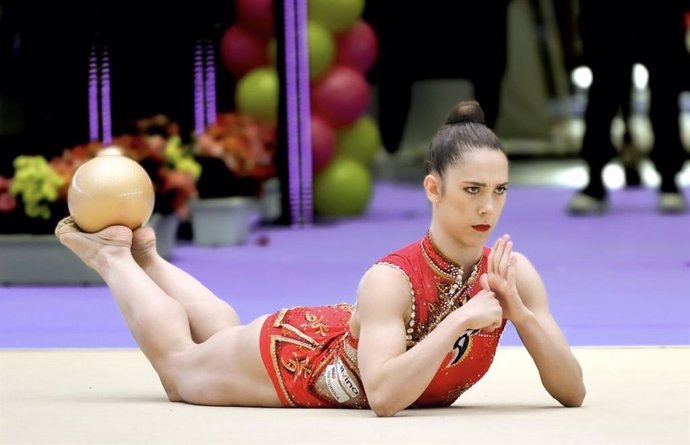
[194,41,205,135]
[296,0,313,226]
[87,45,112,145]
[284,0,301,226]
[88,46,99,142]
[100,48,112,145]
[204,42,217,127]
[284,0,313,227]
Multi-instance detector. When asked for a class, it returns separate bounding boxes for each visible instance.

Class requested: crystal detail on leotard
[416,233,482,342]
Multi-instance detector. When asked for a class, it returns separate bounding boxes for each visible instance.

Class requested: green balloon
[235,66,279,123]
[314,157,372,217]
[336,116,382,167]
[308,21,335,79]
[309,0,364,32]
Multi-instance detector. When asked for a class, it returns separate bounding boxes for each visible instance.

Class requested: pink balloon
[311,115,336,172]
[311,66,371,127]
[235,0,275,39]
[220,25,269,79]
[336,21,378,73]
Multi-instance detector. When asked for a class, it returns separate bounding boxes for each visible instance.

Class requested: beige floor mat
[1,347,688,444]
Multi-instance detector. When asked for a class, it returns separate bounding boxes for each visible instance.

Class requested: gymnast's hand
[486,234,526,322]
[459,274,503,332]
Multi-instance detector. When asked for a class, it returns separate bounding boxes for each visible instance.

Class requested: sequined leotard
[258,234,505,408]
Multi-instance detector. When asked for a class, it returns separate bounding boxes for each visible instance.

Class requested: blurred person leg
[570,0,689,214]
[641,2,689,213]
[568,0,634,214]
[619,73,642,188]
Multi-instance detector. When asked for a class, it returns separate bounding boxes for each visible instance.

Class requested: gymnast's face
[425,148,509,246]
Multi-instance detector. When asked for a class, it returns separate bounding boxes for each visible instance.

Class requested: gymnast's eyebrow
[461,181,510,187]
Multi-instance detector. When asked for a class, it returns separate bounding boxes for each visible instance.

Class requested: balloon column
[219,0,381,218]
[220,0,278,123]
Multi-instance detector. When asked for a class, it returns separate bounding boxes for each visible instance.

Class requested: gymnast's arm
[354,264,501,417]
[507,253,587,407]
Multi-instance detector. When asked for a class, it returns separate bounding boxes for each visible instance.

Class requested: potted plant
[189,112,278,245]
[0,116,200,284]
[115,115,201,257]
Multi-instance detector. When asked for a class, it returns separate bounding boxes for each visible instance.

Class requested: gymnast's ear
[424,173,442,204]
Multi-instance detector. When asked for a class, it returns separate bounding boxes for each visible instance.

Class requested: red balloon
[311,114,336,172]
[336,21,378,73]
[235,0,275,39]
[311,66,371,127]
[220,25,269,79]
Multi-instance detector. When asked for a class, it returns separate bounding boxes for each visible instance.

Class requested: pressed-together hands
[458,234,527,332]
[486,234,528,322]
[459,275,503,332]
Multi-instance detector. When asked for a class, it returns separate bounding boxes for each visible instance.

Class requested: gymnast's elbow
[367,392,403,417]
[557,384,587,408]
[370,402,401,418]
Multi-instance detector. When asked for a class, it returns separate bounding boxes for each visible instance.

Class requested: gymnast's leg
[131,226,240,343]
[56,219,195,398]
[55,218,280,407]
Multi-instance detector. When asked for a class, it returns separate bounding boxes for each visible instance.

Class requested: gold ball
[68,155,155,233]
[96,146,124,157]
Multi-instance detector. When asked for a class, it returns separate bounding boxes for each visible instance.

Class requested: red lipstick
[472,224,491,232]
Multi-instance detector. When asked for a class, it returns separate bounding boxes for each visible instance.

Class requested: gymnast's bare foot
[55,216,133,271]
[131,225,158,266]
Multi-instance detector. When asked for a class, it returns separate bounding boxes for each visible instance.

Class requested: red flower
[196,112,277,180]
[0,176,17,212]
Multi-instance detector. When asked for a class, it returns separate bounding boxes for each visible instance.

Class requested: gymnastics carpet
[1,181,689,444]
[1,347,687,444]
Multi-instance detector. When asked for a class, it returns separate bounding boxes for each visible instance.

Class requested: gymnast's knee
[157,372,183,402]
[152,353,190,402]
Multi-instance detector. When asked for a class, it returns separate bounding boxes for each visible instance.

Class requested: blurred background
[0,0,688,352]
[0,0,689,240]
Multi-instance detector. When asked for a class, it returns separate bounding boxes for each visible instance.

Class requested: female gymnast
[56,100,586,416]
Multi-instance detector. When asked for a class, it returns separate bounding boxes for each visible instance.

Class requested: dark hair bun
[445,100,485,125]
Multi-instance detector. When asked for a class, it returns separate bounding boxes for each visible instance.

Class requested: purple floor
[1,181,689,348]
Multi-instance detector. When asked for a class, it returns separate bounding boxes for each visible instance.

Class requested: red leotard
[258,233,504,408]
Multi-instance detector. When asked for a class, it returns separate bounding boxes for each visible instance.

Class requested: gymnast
[56,100,586,416]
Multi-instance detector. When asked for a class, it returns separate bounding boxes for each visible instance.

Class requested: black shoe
[658,192,688,214]
[658,177,687,214]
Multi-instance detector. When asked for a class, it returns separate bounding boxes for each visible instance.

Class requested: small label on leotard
[324,357,360,402]
[325,363,351,402]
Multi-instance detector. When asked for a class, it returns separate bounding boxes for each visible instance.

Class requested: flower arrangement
[117,115,201,219]
[0,109,281,236]
[0,142,102,234]
[193,112,277,199]
[0,115,201,234]
[195,112,276,182]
